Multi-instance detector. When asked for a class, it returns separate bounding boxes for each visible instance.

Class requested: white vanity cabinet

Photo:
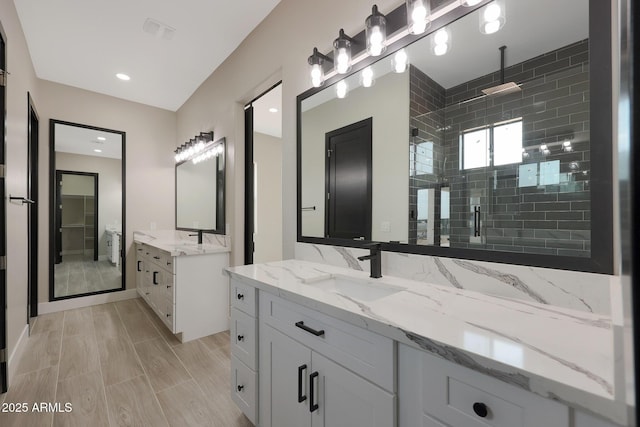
[135,242,229,342]
[258,290,396,427]
[398,343,571,427]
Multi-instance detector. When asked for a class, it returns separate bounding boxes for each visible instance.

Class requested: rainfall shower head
[481,45,521,96]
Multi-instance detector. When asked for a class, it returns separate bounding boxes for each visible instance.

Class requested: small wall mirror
[50,120,126,299]
[175,137,225,233]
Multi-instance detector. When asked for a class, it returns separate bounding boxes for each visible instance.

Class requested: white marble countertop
[134,230,230,256]
[224,259,625,425]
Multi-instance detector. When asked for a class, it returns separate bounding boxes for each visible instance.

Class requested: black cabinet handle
[152,271,159,285]
[295,321,325,337]
[474,206,481,237]
[154,256,160,260]
[298,364,307,403]
[137,261,141,272]
[237,335,244,342]
[237,293,245,300]
[473,402,488,418]
[309,371,319,412]
[237,384,244,392]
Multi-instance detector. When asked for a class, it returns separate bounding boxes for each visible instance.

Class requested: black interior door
[325,118,372,240]
[244,104,254,264]
[28,94,39,318]
[0,20,7,394]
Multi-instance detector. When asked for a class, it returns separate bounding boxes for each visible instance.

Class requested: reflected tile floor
[0,299,251,427]
[54,254,122,297]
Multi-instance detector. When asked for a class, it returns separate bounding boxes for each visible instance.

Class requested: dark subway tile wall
[409,39,591,256]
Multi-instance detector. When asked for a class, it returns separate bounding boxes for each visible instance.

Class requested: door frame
[27,93,38,319]
[324,118,373,240]
[244,80,282,265]
[0,18,7,394]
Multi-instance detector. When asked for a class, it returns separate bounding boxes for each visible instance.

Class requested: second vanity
[134,230,230,342]
[225,260,624,427]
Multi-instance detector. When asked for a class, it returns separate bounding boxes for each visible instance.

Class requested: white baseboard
[38,288,138,314]
[8,325,29,386]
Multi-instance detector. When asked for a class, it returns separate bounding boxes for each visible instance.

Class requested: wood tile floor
[0,298,252,427]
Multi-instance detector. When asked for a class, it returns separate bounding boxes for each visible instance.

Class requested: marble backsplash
[295,242,614,315]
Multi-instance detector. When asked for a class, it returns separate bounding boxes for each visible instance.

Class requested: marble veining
[224,259,624,424]
[133,230,230,256]
[295,242,612,315]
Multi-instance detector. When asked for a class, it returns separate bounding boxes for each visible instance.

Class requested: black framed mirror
[297,0,612,274]
[175,136,226,234]
[49,120,126,300]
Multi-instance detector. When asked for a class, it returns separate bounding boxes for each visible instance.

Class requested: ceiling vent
[143,18,176,41]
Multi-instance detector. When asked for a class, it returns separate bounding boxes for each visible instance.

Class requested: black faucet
[189,230,203,244]
[357,243,382,278]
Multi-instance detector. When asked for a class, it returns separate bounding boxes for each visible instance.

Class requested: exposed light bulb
[434,43,448,56]
[336,80,348,99]
[540,144,548,151]
[311,63,324,87]
[484,3,501,21]
[336,48,350,74]
[407,0,430,35]
[434,29,449,45]
[216,145,223,154]
[563,140,571,147]
[393,49,409,73]
[368,26,385,56]
[361,67,374,88]
[484,20,500,34]
[175,154,180,162]
[463,0,482,5]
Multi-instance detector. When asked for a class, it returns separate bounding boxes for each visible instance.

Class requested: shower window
[461,119,523,170]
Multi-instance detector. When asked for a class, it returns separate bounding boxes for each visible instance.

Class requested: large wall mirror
[50,120,126,300]
[298,0,612,273]
[175,137,225,233]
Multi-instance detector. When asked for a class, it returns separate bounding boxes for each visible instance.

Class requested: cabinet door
[260,324,312,427]
[311,351,396,427]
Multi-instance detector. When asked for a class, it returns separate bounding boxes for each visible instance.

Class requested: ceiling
[55,123,123,160]
[14,0,281,111]
[253,84,282,138]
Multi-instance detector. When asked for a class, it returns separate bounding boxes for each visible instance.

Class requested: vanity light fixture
[540,144,550,155]
[480,1,505,35]
[392,49,409,73]
[361,66,375,88]
[365,5,387,56]
[174,131,215,163]
[562,140,573,152]
[308,47,333,87]
[336,80,349,98]
[334,29,357,74]
[406,0,430,35]
[432,27,450,56]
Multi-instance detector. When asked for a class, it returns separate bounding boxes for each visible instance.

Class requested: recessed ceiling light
[116,73,131,81]
[94,149,103,153]
[97,136,106,141]
[269,107,278,113]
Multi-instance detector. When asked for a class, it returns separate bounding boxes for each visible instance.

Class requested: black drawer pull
[137,260,141,272]
[298,364,307,402]
[153,256,160,260]
[153,271,159,285]
[236,293,245,300]
[309,371,319,412]
[237,335,244,342]
[237,385,244,392]
[166,285,171,289]
[473,402,488,418]
[166,313,172,318]
[295,321,325,337]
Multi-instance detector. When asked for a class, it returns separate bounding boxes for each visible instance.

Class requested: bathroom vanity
[134,230,230,342]
[225,260,623,427]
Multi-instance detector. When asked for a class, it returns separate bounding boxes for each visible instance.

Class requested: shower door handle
[474,206,481,237]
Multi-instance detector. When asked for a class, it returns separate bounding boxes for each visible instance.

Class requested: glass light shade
[431,28,450,56]
[333,34,352,74]
[462,0,482,6]
[336,80,348,98]
[406,0,430,35]
[361,66,375,88]
[433,43,449,56]
[479,1,506,34]
[391,49,409,73]
[366,6,387,56]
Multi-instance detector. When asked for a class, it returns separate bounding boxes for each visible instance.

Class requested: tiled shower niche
[409,39,591,257]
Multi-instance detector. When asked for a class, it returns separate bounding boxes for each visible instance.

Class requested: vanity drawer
[231,355,257,425]
[421,352,569,427]
[156,249,174,273]
[156,295,175,332]
[230,308,257,370]
[259,292,394,391]
[230,279,257,317]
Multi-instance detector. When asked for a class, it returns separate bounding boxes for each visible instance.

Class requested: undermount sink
[304,274,406,302]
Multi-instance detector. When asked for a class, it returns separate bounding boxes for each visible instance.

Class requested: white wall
[0,0,41,385]
[56,152,122,257]
[301,71,409,241]
[254,132,282,263]
[37,80,177,302]
[176,0,402,266]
